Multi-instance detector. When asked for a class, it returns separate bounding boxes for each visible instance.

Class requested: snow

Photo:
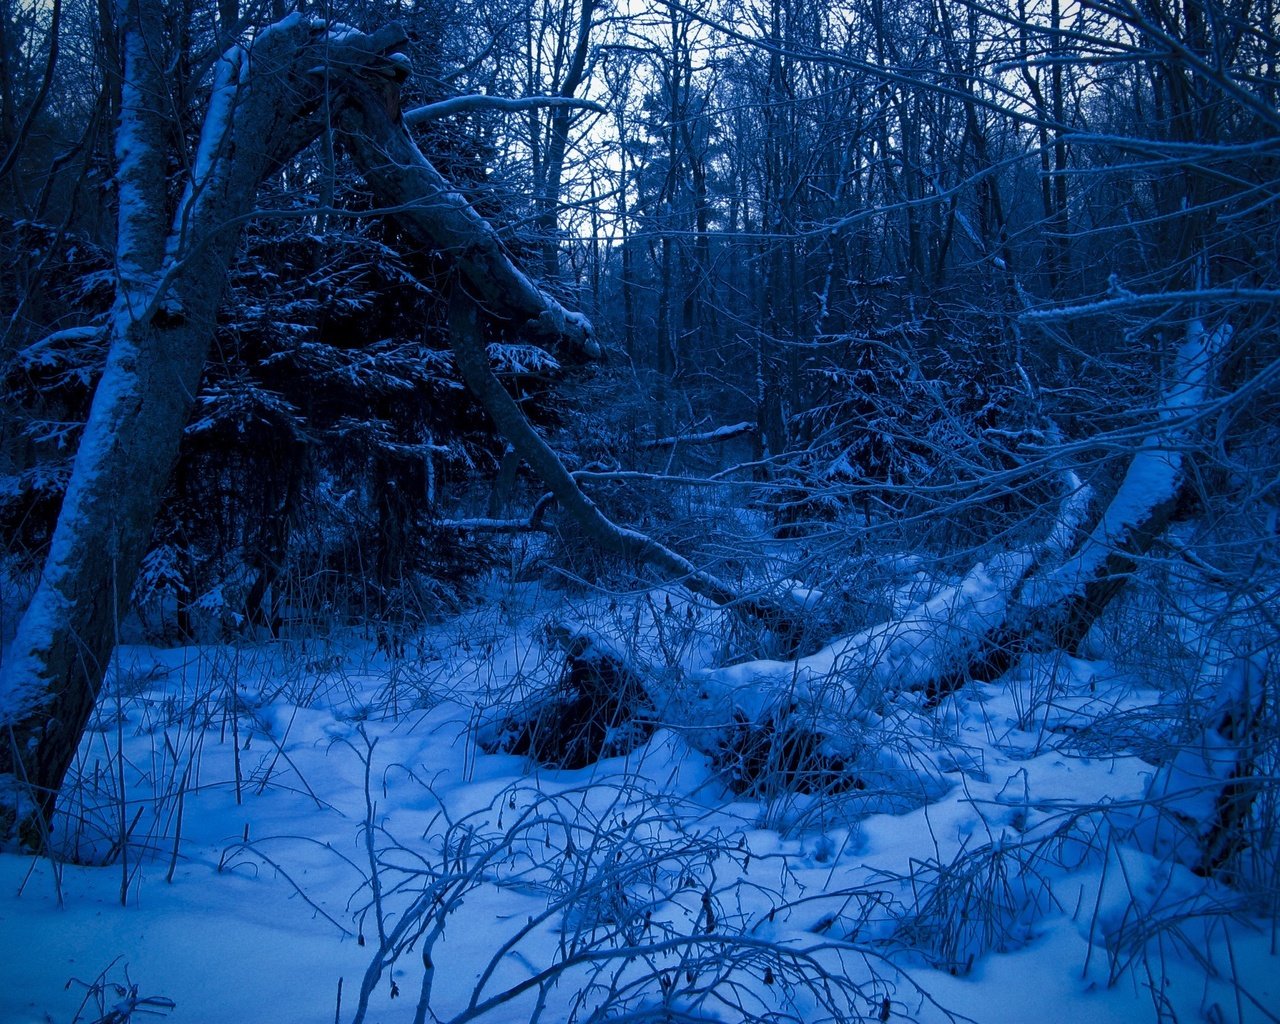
[322,21,360,43]
[646,422,756,448]
[0,289,152,726]
[15,326,105,369]
[486,342,561,376]
[1,582,1275,1024]
[1042,473,1092,558]
[191,49,244,194]
[1131,652,1269,866]
[687,551,1032,737]
[112,41,157,290]
[1023,321,1226,611]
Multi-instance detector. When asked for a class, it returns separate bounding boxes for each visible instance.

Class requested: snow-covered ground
[1,580,1275,1024]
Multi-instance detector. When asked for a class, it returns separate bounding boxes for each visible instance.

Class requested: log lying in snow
[678,323,1223,788]
[478,324,1227,786]
[439,517,554,534]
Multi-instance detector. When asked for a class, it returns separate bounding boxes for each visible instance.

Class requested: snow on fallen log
[480,624,655,769]
[677,550,1035,757]
[675,322,1224,787]
[1013,322,1227,647]
[440,517,554,534]
[679,466,1096,756]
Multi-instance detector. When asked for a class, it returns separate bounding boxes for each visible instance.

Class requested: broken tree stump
[483,626,655,769]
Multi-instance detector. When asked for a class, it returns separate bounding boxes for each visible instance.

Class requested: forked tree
[0,0,780,850]
[0,3,595,847]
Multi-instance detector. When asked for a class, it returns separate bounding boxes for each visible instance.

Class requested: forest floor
[0,571,1276,1024]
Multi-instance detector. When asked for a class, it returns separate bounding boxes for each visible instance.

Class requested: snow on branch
[1021,289,1280,320]
[404,94,606,125]
[1018,321,1225,613]
[14,326,105,369]
[440,517,553,534]
[640,422,756,450]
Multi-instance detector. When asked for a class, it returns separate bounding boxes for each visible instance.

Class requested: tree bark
[0,15,413,846]
[0,12,615,846]
[446,287,767,616]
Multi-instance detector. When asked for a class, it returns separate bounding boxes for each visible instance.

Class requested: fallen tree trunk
[929,321,1227,698]
[680,322,1222,782]
[465,325,1224,780]
[640,422,756,450]
[480,624,655,769]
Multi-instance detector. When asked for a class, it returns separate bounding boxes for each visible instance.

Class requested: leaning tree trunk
[0,13,414,846]
[335,74,799,635]
[927,320,1226,699]
[447,289,752,611]
[0,7,770,846]
[333,75,598,361]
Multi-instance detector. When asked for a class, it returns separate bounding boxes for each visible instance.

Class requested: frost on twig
[403,93,605,124]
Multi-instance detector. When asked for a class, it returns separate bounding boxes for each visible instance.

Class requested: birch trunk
[0,14,611,846]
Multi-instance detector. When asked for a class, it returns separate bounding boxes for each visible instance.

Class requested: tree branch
[336,76,599,361]
[404,94,605,125]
